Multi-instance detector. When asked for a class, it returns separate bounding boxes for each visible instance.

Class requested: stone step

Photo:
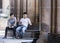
[0,30,32,39]
[0,30,5,36]
[0,39,33,43]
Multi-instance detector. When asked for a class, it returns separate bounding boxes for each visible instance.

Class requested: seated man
[3,13,17,39]
[16,14,32,38]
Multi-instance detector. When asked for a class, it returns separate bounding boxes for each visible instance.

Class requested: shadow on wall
[36,23,49,43]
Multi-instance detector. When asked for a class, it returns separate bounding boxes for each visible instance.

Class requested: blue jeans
[16,26,27,37]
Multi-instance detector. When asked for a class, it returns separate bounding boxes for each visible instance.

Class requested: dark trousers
[5,26,16,37]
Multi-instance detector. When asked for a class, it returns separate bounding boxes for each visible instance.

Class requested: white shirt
[20,18,32,27]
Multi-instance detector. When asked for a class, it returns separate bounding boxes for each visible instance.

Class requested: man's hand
[19,22,22,25]
[12,26,14,28]
[9,26,12,28]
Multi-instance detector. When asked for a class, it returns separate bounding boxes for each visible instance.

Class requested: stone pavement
[0,38,33,43]
[0,39,33,43]
[0,29,33,42]
[0,18,8,30]
[0,30,33,43]
[0,35,33,43]
[0,17,33,43]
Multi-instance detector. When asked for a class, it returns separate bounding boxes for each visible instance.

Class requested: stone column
[2,0,10,16]
[0,0,2,9]
[51,0,57,33]
[57,0,60,34]
[23,0,27,12]
[35,0,39,24]
[20,0,23,18]
[42,0,51,33]
[17,0,20,21]
[36,0,42,43]
[37,0,51,43]
[27,0,35,24]
[14,0,17,17]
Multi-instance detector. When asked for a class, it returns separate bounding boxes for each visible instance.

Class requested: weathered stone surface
[3,39,33,43]
[57,0,60,34]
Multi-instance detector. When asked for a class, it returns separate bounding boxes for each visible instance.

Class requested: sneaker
[3,37,7,39]
[12,36,16,39]
[19,36,23,39]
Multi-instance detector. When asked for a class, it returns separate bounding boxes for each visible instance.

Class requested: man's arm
[19,18,22,25]
[14,17,17,26]
[28,18,32,25]
[7,20,9,27]
[7,19,11,28]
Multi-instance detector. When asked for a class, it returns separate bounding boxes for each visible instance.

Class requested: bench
[7,25,40,39]
[26,25,40,39]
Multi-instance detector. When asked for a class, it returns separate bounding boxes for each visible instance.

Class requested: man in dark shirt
[3,13,17,39]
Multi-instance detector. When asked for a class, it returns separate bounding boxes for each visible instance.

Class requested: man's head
[10,13,14,18]
[23,14,28,18]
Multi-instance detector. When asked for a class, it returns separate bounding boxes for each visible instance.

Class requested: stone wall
[42,0,51,33]
[57,0,60,34]
[27,0,35,23]
[37,0,51,43]
[42,0,51,26]
[2,0,10,15]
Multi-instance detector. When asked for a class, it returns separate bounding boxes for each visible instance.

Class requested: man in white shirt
[16,14,32,38]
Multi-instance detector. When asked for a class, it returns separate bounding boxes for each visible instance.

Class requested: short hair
[10,13,14,16]
[23,12,27,14]
[23,14,27,16]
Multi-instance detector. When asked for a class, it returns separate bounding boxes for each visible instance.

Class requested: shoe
[3,37,7,39]
[19,36,23,39]
[17,37,20,39]
[12,36,16,39]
